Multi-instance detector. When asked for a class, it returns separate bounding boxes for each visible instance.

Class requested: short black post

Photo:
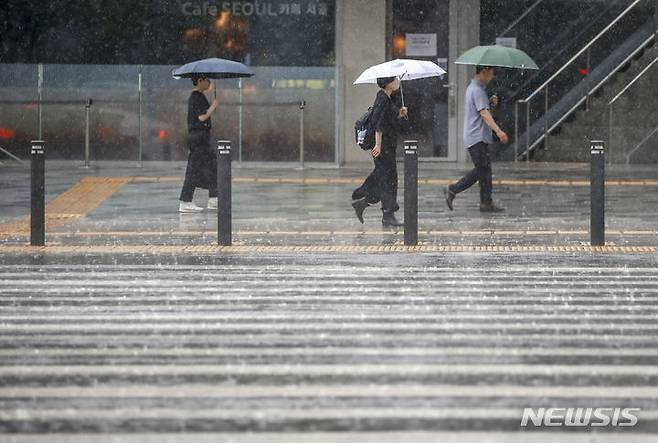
[30,140,45,246]
[84,98,92,168]
[217,140,232,246]
[404,140,418,246]
[590,140,605,246]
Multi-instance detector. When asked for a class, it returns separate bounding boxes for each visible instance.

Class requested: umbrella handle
[398,78,407,118]
[398,73,406,108]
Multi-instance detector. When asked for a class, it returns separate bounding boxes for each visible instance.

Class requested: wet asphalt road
[1,253,658,442]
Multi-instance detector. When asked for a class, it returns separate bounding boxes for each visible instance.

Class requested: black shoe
[382,213,404,227]
[444,186,456,211]
[480,202,505,213]
[352,197,369,224]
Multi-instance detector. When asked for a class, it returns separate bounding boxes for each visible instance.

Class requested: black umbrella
[172,57,254,79]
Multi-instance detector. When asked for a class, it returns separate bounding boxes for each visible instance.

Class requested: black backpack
[354,107,376,151]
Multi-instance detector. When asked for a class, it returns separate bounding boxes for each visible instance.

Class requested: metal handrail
[0,146,26,165]
[626,124,658,163]
[516,0,649,161]
[492,0,546,42]
[505,0,628,107]
[521,0,647,104]
[516,33,657,159]
[609,55,658,104]
[607,54,658,163]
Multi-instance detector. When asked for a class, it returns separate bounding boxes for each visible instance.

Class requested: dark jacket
[370,89,403,150]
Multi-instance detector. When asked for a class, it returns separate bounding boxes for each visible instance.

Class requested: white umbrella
[353,59,446,105]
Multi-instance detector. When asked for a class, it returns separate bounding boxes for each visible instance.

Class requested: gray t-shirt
[463,79,493,148]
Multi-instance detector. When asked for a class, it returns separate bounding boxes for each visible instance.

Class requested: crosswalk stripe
[1,347,657,357]
[3,322,658,332]
[2,363,657,377]
[3,407,658,424]
[2,384,658,398]
[2,263,657,436]
[2,313,656,322]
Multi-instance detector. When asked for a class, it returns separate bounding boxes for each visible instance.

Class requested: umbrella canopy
[353,59,446,85]
[455,45,539,70]
[173,57,254,79]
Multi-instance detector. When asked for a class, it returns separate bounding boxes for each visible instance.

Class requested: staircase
[534,38,658,163]
[506,0,658,164]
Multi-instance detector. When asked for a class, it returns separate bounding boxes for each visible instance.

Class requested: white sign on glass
[495,37,517,49]
[406,33,437,57]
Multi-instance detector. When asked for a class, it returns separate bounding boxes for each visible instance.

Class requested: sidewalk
[1,160,657,251]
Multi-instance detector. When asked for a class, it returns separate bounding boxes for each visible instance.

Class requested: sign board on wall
[406,33,437,57]
[495,37,517,49]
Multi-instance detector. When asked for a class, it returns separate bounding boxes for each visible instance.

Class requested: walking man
[445,66,508,212]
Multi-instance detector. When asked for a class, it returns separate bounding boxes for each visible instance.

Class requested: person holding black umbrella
[351,76,408,227]
[178,75,219,213]
[173,58,253,213]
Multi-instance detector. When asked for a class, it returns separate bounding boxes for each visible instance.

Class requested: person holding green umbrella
[445,65,507,213]
[445,45,538,213]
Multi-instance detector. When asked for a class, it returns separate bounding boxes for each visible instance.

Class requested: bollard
[137,68,143,167]
[84,98,92,168]
[217,140,232,246]
[298,100,306,169]
[30,140,45,246]
[590,140,605,246]
[404,140,418,246]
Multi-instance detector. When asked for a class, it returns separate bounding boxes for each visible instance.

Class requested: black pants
[450,142,492,205]
[352,146,399,214]
[179,130,217,202]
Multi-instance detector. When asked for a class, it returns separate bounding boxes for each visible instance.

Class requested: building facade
[2,0,635,164]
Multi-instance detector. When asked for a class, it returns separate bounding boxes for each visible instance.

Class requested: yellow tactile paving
[0,244,654,254]
[0,177,130,238]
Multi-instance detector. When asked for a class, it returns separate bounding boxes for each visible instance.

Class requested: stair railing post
[544,85,549,151]
[514,100,519,162]
[608,103,613,164]
[585,48,592,111]
[525,100,530,163]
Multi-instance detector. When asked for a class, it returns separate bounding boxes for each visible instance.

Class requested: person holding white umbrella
[351,59,446,227]
[351,76,409,227]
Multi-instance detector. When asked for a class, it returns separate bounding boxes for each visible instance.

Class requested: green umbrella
[455,45,539,70]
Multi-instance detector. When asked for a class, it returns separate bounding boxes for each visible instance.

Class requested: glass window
[0,1,336,66]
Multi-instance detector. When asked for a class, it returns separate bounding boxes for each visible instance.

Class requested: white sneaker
[207,197,218,210]
[179,201,204,213]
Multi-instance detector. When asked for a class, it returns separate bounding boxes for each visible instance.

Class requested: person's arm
[480,109,508,144]
[372,130,383,157]
[198,99,218,122]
